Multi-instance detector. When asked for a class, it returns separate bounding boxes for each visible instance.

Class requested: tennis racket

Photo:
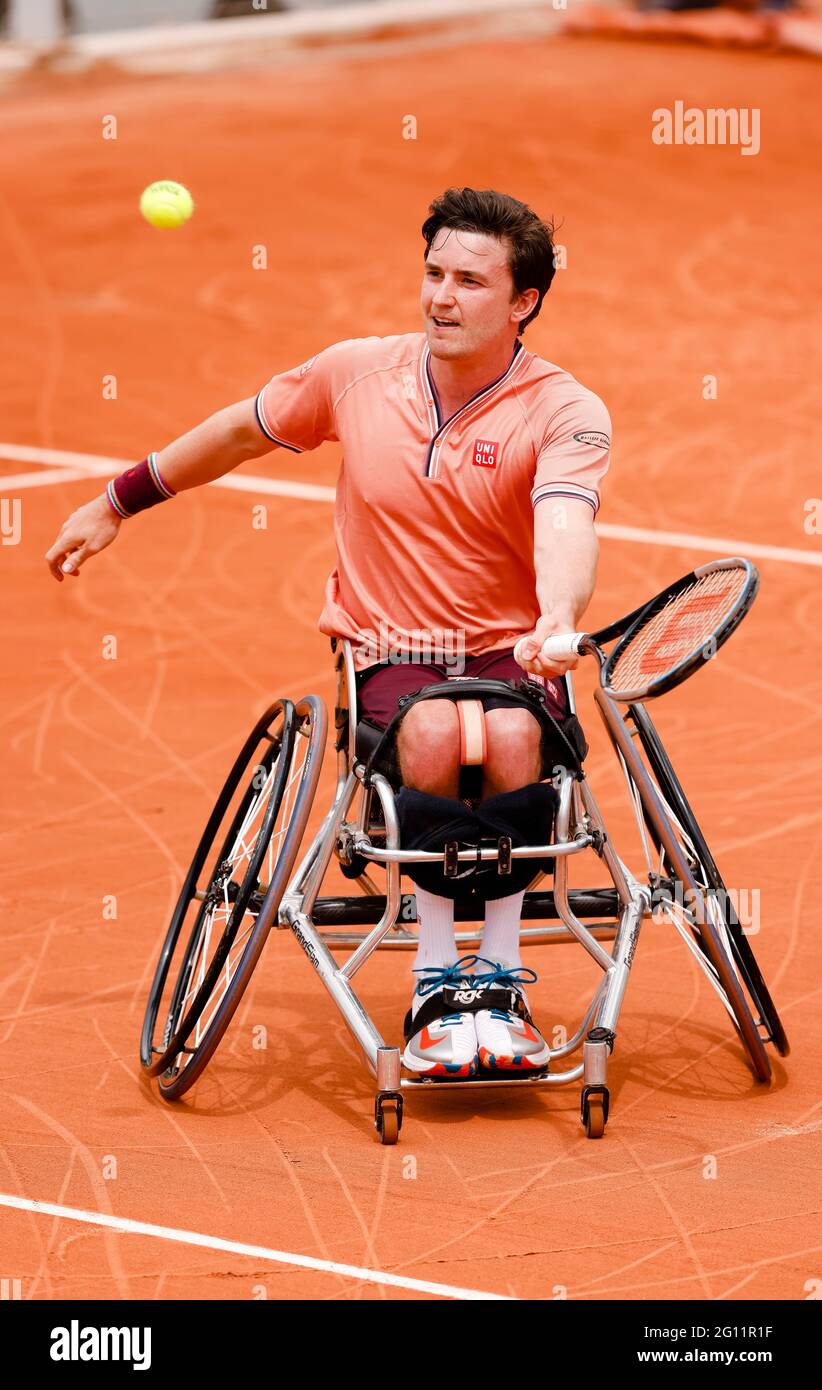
[517,558,759,701]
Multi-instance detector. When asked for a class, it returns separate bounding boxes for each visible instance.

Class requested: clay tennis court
[1,24,821,1302]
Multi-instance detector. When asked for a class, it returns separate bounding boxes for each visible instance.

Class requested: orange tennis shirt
[256,333,611,671]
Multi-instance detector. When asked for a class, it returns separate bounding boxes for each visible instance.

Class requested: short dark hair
[421,187,557,335]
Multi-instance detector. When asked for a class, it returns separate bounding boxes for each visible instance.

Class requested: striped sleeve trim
[147,451,176,498]
[106,480,131,518]
[531,482,599,515]
[254,389,303,453]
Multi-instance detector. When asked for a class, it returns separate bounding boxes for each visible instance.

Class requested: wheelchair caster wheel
[584,1097,606,1139]
[375,1094,403,1146]
[581,1084,609,1139]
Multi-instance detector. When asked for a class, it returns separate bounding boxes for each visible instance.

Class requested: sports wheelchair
[140,558,788,1143]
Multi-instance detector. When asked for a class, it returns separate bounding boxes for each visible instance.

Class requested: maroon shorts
[355,646,568,729]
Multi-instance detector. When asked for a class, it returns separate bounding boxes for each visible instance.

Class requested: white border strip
[1,442,819,567]
[0,1191,513,1301]
[69,0,557,58]
[0,0,565,71]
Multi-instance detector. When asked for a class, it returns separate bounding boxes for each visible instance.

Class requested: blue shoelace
[470,960,538,1022]
[412,958,539,1031]
[469,959,538,990]
[412,956,484,1029]
[412,955,483,999]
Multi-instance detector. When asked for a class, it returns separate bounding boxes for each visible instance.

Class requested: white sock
[478,889,526,970]
[413,887,457,977]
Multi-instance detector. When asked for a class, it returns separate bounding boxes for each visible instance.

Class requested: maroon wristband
[107,454,175,519]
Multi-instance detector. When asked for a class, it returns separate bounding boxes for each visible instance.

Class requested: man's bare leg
[396,702,543,972]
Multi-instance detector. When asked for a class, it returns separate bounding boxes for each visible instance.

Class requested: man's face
[420,228,535,360]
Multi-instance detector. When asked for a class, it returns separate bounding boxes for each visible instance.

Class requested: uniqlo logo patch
[472,439,499,468]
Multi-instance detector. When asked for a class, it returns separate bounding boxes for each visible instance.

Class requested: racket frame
[593,557,759,703]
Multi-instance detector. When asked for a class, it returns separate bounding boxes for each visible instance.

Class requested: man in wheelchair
[45,186,611,1081]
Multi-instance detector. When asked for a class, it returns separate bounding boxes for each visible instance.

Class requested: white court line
[0,444,336,503]
[0,469,98,490]
[2,442,820,567]
[596,521,822,569]
[0,1191,513,1301]
[0,444,119,473]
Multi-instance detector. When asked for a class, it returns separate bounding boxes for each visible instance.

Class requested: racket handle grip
[514,632,587,665]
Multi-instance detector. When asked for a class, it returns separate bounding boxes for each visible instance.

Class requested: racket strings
[606,568,746,695]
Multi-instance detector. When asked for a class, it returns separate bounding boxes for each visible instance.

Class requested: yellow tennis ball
[139,180,194,229]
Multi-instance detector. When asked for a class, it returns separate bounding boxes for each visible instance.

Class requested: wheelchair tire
[631,704,788,1059]
[584,1097,606,1139]
[140,699,296,1078]
[140,696,326,1100]
[581,1084,609,1139]
[628,703,783,1081]
[376,1097,401,1145]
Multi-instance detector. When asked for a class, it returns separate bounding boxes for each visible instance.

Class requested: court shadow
[617,1012,789,1102]
[138,987,787,1145]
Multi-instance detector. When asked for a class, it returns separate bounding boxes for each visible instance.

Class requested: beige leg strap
[456,699,487,766]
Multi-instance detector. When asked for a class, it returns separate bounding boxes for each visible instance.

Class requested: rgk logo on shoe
[449,986,485,1005]
[442,984,520,1013]
[472,439,499,468]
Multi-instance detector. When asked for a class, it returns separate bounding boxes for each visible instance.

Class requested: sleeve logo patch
[573,430,610,449]
[298,356,317,377]
[472,439,499,468]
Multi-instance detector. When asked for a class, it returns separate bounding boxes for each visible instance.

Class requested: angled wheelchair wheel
[628,704,783,1081]
[140,699,296,1081]
[140,696,326,1100]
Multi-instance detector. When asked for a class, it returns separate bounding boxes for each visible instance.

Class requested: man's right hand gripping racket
[516,557,759,700]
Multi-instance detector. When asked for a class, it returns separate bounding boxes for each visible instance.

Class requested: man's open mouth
[432,317,459,328]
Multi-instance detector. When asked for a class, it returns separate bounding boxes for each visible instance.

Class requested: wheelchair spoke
[618,744,707,895]
[658,897,741,1024]
[193,911,258,1043]
[617,750,655,881]
[227,771,276,875]
[255,726,312,889]
[187,914,214,1003]
[279,733,310,824]
[167,902,222,1038]
[232,769,276,862]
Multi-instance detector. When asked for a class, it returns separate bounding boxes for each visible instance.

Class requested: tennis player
[46,187,611,1079]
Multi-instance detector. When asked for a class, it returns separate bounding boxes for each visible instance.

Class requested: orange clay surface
[1,33,821,1301]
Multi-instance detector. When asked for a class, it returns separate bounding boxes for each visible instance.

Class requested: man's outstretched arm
[45,397,274,582]
[516,497,600,677]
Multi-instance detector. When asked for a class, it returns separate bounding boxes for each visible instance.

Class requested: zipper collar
[418,337,528,479]
[422,337,524,434]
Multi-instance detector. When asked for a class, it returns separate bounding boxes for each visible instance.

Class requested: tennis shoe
[471,959,551,1071]
[402,956,482,1077]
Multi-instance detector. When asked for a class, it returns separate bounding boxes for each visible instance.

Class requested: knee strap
[456,698,487,767]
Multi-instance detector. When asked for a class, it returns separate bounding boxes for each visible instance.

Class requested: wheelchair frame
[142,623,788,1144]
[275,639,648,1138]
